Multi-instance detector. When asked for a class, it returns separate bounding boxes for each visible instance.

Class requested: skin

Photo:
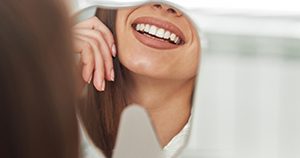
[73,3,200,147]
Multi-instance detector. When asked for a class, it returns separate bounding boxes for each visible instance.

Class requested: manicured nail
[110,69,115,81]
[111,44,117,57]
[88,75,92,84]
[101,80,105,91]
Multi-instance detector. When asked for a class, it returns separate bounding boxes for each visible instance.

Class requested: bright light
[76,0,300,15]
[169,0,300,15]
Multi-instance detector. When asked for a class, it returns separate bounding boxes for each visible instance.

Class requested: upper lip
[131,16,186,43]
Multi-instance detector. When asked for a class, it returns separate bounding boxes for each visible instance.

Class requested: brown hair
[77,8,129,158]
[0,0,79,158]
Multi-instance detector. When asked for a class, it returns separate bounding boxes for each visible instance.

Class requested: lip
[131,16,186,50]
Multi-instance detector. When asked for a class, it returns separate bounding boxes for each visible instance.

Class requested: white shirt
[79,117,191,158]
[163,117,191,158]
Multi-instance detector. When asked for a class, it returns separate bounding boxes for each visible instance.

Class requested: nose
[151,3,183,17]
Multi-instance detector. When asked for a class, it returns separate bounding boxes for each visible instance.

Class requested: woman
[74,3,200,158]
[0,0,79,157]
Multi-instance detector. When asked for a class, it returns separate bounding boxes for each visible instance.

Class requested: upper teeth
[135,23,181,44]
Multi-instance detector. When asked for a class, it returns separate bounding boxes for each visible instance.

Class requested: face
[116,3,200,80]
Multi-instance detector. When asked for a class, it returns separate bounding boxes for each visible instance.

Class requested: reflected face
[116,3,200,80]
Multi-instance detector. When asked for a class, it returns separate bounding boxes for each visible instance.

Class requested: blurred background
[179,1,300,158]
[74,0,300,157]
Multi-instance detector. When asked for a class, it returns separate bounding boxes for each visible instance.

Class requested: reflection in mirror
[75,2,200,158]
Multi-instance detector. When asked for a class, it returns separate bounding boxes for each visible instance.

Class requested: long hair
[0,0,79,158]
[77,8,128,158]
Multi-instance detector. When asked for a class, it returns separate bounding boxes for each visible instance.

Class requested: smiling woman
[74,2,200,158]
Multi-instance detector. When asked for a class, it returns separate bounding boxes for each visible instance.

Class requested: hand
[72,16,116,91]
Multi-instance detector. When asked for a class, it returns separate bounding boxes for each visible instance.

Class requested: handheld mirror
[74,1,202,158]
[74,1,300,158]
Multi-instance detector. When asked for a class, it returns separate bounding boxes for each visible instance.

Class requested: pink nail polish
[111,44,117,57]
[101,80,105,91]
[88,75,92,84]
[111,69,115,81]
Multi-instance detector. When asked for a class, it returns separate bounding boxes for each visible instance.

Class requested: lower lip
[132,29,179,50]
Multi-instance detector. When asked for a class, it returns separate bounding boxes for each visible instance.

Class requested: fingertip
[93,76,101,91]
[110,69,115,81]
[111,44,117,57]
[82,67,92,84]
[88,75,92,84]
[101,80,105,91]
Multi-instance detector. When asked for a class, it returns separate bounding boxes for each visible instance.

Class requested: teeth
[156,28,165,38]
[140,24,145,31]
[134,23,182,44]
[170,33,176,41]
[135,24,140,31]
[149,25,157,35]
[163,31,171,39]
[175,36,180,44]
[144,24,150,32]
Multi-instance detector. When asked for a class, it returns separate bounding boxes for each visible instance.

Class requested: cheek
[117,39,170,77]
[177,37,201,78]
[172,49,200,79]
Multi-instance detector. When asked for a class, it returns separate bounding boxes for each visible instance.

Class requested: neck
[125,71,194,147]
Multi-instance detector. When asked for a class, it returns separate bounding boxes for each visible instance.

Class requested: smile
[131,17,185,49]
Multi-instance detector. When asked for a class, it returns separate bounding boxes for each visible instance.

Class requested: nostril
[153,4,162,9]
[167,8,177,14]
[152,4,182,16]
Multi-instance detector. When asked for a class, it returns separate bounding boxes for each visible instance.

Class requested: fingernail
[88,75,92,84]
[101,80,105,91]
[111,44,117,57]
[110,69,115,81]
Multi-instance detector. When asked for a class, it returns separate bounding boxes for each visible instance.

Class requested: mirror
[74,2,201,158]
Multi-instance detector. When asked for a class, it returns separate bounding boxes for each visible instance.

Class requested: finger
[76,37,95,83]
[73,16,116,57]
[73,36,95,83]
[76,35,105,91]
[73,29,114,81]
